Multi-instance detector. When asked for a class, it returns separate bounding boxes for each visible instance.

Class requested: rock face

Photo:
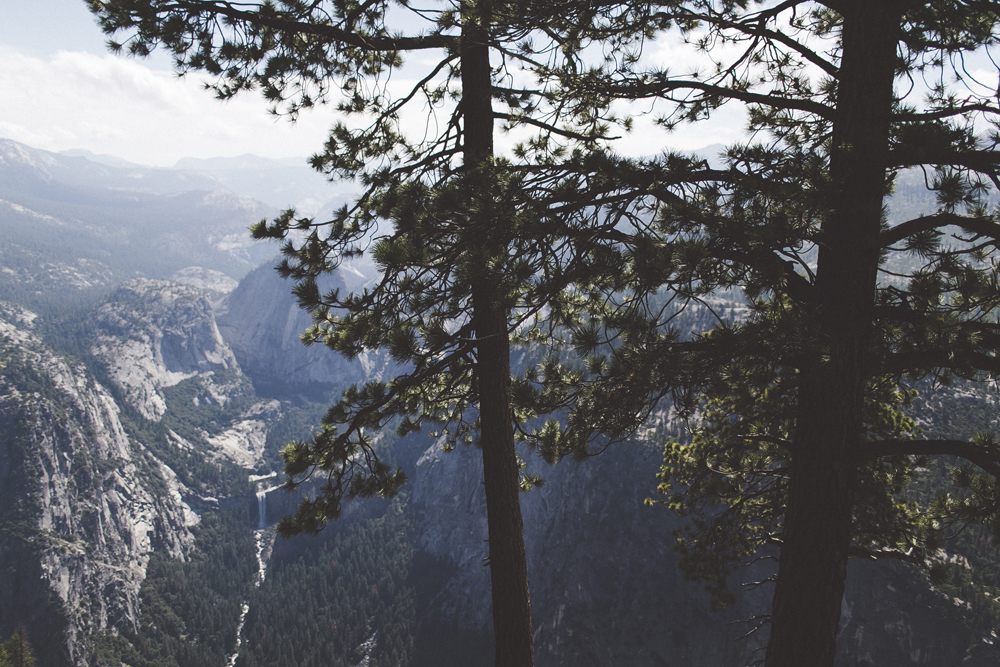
[403,428,997,667]
[0,303,193,666]
[2,247,998,667]
[169,266,239,296]
[90,280,239,421]
[89,278,281,472]
[405,434,770,667]
[216,257,389,399]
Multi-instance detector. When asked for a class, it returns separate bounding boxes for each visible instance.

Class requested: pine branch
[596,76,836,119]
[863,438,1000,478]
[883,349,1000,375]
[678,3,839,77]
[161,0,457,51]
[893,102,1000,122]
[880,211,1000,247]
[493,112,617,142]
[847,545,923,565]
[888,147,1000,175]
[711,249,814,304]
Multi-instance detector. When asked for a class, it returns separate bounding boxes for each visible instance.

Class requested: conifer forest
[3,1,1000,666]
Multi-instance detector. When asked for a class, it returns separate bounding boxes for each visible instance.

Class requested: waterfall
[256,489,267,530]
[227,490,276,667]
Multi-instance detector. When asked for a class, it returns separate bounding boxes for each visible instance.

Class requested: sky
[0,0,742,167]
[0,0,338,166]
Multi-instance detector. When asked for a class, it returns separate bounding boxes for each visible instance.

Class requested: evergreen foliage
[87,509,257,667]
[904,380,1000,649]
[0,628,36,667]
[260,401,331,474]
[524,2,1000,664]
[84,1,661,663]
[236,502,415,667]
[82,1,1000,664]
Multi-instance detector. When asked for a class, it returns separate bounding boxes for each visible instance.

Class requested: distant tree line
[88,509,257,667]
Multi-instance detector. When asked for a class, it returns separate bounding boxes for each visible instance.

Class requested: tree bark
[765,3,902,666]
[461,3,535,666]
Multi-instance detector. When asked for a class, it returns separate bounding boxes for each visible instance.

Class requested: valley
[1,137,998,666]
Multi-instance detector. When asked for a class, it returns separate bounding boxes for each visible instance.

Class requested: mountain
[172,155,355,217]
[0,138,279,313]
[1,138,999,667]
[215,256,388,399]
[0,141,223,197]
[0,302,195,666]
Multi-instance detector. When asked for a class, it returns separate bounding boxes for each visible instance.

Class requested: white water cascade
[256,489,267,530]
[225,480,278,667]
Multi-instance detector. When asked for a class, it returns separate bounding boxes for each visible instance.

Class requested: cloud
[0,40,736,168]
[0,45,332,166]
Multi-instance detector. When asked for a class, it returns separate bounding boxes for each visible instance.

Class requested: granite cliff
[0,303,193,665]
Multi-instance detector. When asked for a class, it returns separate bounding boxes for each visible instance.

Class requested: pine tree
[1,628,35,667]
[534,2,1000,665]
[86,2,659,664]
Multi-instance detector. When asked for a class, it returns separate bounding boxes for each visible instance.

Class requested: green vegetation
[515,4,1000,664]
[0,628,36,667]
[259,401,330,475]
[113,395,252,499]
[9,2,996,666]
[160,369,257,440]
[237,502,415,667]
[906,381,1000,649]
[88,509,257,667]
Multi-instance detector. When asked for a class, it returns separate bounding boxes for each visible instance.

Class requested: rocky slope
[90,280,239,422]
[88,279,285,474]
[403,427,998,666]
[0,303,194,666]
[220,256,1000,667]
[2,135,999,665]
[0,275,293,665]
[216,257,390,399]
[2,258,998,666]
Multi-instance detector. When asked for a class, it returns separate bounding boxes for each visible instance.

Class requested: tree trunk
[462,4,536,666]
[765,3,902,666]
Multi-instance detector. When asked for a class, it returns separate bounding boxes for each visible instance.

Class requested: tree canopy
[0,628,35,667]
[531,2,1000,664]
[87,0,664,664]
[87,0,1000,664]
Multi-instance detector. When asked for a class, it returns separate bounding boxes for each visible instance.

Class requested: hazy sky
[0,0,742,167]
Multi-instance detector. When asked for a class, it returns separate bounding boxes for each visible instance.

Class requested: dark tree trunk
[473,278,535,667]
[765,3,902,666]
[462,4,535,666]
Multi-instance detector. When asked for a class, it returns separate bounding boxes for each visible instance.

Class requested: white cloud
[0,45,333,166]
[0,39,737,169]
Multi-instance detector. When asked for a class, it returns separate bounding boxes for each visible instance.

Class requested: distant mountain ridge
[54,145,354,217]
[0,138,281,312]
